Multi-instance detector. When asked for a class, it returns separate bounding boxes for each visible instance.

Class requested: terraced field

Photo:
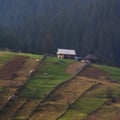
[0,98,27,120]
[65,62,86,74]
[59,84,107,120]
[8,57,87,120]
[79,65,105,79]
[0,56,28,80]
[0,51,42,119]
[0,87,16,110]
[85,104,120,120]
[29,73,95,120]
[0,51,120,120]
[0,52,75,120]
[83,84,120,120]
[19,57,73,99]
[13,99,40,120]
[59,66,120,120]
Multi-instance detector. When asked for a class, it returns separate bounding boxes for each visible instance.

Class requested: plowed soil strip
[0,59,39,87]
[15,59,39,81]
[65,62,86,74]
[0,56,28,80]
[85,104,120,120]
[0,80,25,87]
[0,98,27,120]
[29,77,96,120]
[79,66,106,79]
[0,87,16,110]
[0,58,40,119]
[77,76,120,87]
[13,100,40,120]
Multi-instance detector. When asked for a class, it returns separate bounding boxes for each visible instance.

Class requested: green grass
[59,110,87,120]
[94,64,120,83]
[20,57,73,99]
[70,98,105,113]
[0,87,5,92]
[17,52,42,59]
[108,86,120,98]
[60,83,120,120]
[0,51,16,64]
[60,98,105,120]
[0,51,42,65]
[59,85,107,120]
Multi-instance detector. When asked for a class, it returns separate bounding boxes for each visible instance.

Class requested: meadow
[0,51,120,120]
[20,56,73,99]
[59,84,107,120]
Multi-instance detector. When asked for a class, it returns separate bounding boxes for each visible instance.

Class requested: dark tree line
[0,0,120,66]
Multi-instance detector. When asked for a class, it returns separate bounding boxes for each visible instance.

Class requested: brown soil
[65,62,87,74]
[0,56,28,80]
[85,104,120,120]
[77,76,120,88]
[79,66,106,79]
[0,59,40,119]
[0,87,17,110]
[0,80,25,87]
[13,100,40,119]
[0,59,39,87]
[0,98,27,120]
[29,77,96,120]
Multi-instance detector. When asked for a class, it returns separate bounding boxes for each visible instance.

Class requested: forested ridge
[0,0,120,67]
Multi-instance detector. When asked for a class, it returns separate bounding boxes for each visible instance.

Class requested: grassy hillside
[0,51,74,119]
[0,51,42,65]
[20,56,73,99]
[0,51,120,120]
[0,51,44,119]
[94,64,120,83]
[59,85,107,120]
[59,64,120,120]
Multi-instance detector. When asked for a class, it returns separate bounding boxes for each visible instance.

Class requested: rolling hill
[0,51,120,120]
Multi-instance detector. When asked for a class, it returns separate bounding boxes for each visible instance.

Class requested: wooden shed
[57,48,76,59]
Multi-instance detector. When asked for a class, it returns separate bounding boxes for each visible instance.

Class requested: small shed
[57,48,76,59]
[84,54,97,62]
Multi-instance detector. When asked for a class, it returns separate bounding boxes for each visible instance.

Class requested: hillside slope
[0,51,120,120]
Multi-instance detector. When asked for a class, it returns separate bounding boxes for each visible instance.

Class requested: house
[57,48,76,59]
[84,54,97,62]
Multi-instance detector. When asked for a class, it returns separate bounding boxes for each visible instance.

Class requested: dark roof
[84,54,97,60]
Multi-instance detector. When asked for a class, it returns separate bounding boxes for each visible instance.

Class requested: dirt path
[29,77,96,120]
